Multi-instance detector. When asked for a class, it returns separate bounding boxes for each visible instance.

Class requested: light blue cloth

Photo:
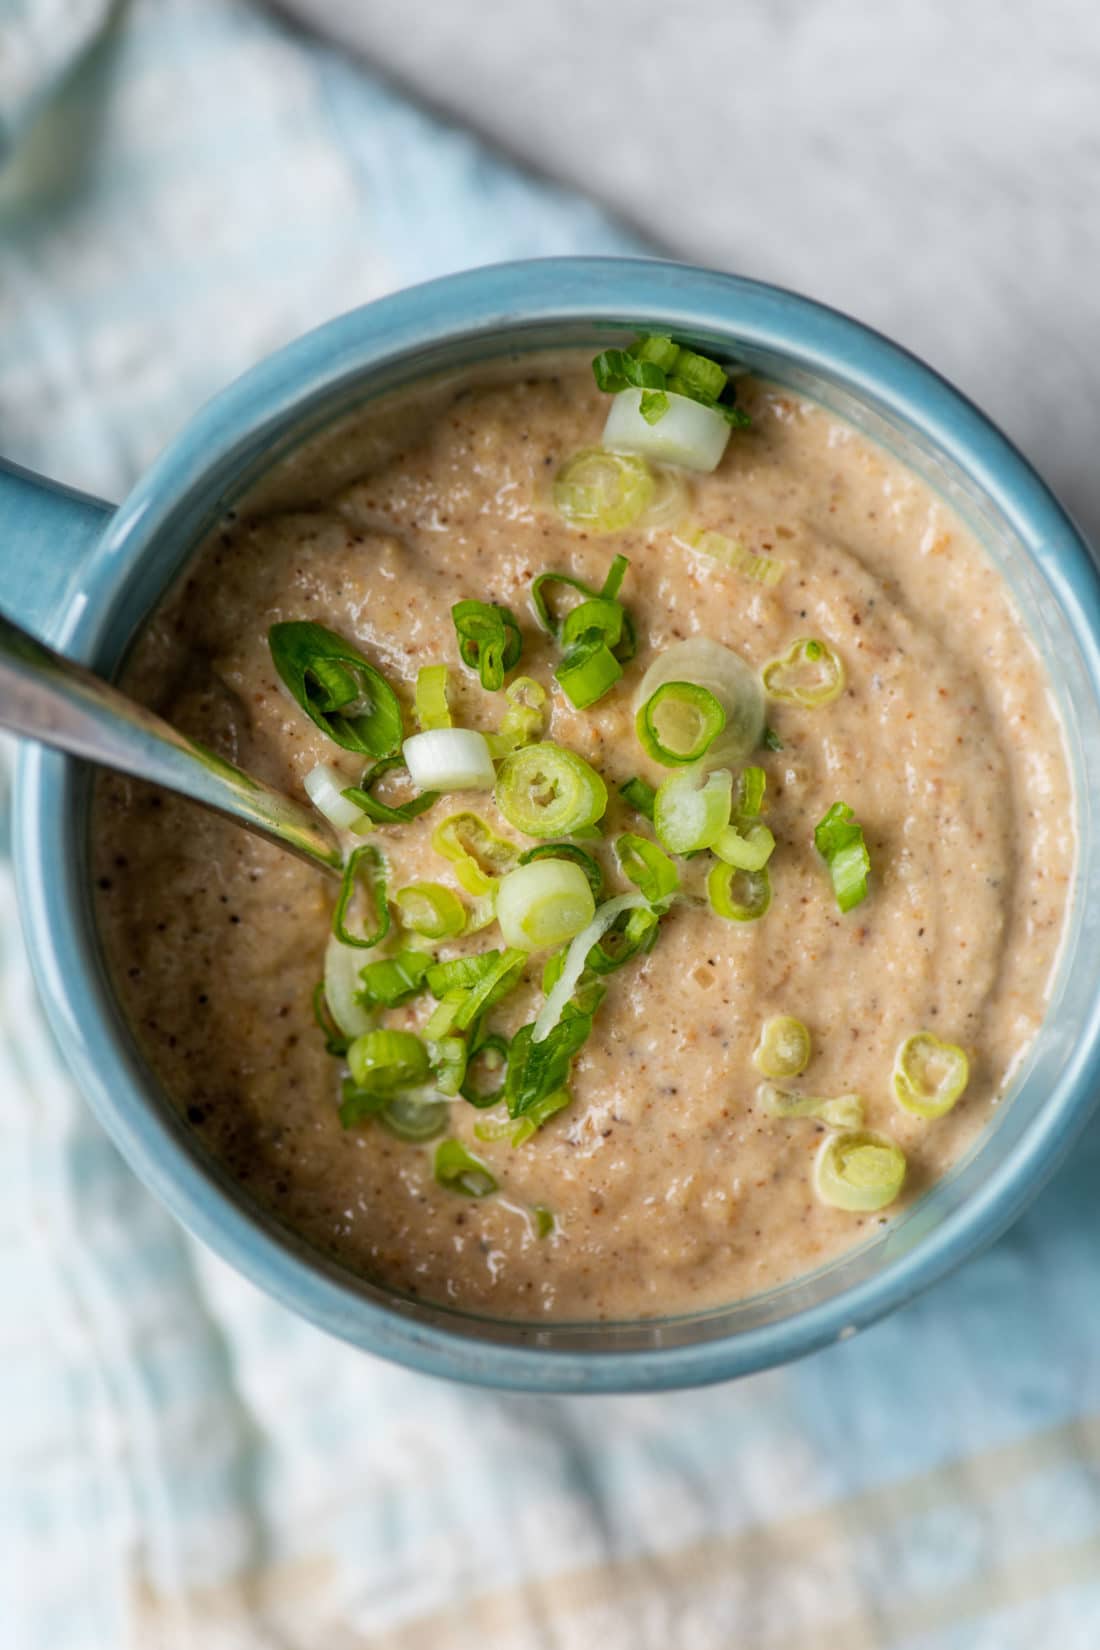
[2,4,1100,1646]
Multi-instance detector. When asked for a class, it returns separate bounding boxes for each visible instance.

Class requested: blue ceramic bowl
[6,259,1100,1392]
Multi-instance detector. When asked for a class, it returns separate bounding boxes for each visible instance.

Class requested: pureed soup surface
[93,357,1072,1321]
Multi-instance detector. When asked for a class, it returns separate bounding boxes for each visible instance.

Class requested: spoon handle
[0,612,342,874]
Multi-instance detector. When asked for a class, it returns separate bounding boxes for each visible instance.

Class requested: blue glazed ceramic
[5,259,1100,1392]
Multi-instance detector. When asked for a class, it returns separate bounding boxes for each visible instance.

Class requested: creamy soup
[92,354,1072,1321]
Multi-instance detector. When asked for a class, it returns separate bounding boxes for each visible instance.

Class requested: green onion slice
[394,880,466,940]
[304,763,370,833]
[533,1205,555,1238]
[429,1035,468,1098]
[434,1139,498,1197]
[402,727,495,793]
[614,833,679,906]
[757,1083,864,1130]
[763,726,783,752]
[322,933,376,1039]
[428,948,527,1035]
[451,600,523,691]
[753,1016,811,1079]
[893,1033,970,1120]
[814,802,871,913]
[332,844,391,950]
[495,859,597,952]
[357,949,431,1009]
[679,527,785,588]
[485,676,547,759]
[552,448,655,534]
[634,638,764,768]
[460,1033,510,1108]
[555,632,623,710]
[532,555,635,659]
[592,337,750,430]
[342,755,438,826]
[619,776,656,821]
[814,1130,906,1212]
[347,1028,430,1094]
[636,681,727,766]
[520,842,603,898]
[533,891,648,1042]
[312,981,351,1057]
[763,638,845,708]
[707,862,771,923]
[377,1094,450,1142]
[268,621,403,757]
[585,905,659,976]
[507,1009,591,1116]
[653,767,732,855]
[495,743,608,838]
[414,664,452,731]
[431,811,519,895]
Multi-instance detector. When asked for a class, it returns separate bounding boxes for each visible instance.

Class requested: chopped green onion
[712,819,775,872]
[763,638,845,707]
[519,842,603,898]
[614,833,679,905]
[604,391,732,472]
[636,680,727,766]
[507,1009,591,1115]
[555,631,623,709]
[560,595,624,651]
[757,1084,863,1130]
[414,664,452,731]
[495,743,608,838]
[553,448,655,533]
[634,638,764,768]
[814,1130,906,1212]
[531,557,634,656]
[357,949,431,1009]
[814,802,871,913]
[707,862,771,922]
[585,904,659,976]
[342,755,437,825]
[640,389,670,424]
[312,981,351,1057]
[763,725,784,752]
[347,1028,429,1094]
[533,892,647,1042]
[460,1033,510,1108]
[495,859,596,952]
[593,338,749,465]
[893,1033,970,1120]
[631,335,680,372]
[337,1079,385,1128]
[619,776,656,820]
[434,1139,497,1197]
[485,676,547,758]
[429,1035,468,1097]
[753,1016,811,1079]
[424,991,465,1041]
[653,767,732,855]
[332,844,391,950]
[451,600,523,691]
[738,766,766,817]
[268,621,403,757]
[304,763,369,832]
[395,881,466,940]
[402,727,495,793]
[432,811,519,895]
[509,1087,571,1145]
[427,948,527,1034]
[679,527,785,588]
[377,1094,449,1142]
[669,346,728,403]
[591,347,669,394]
[533,1205,555,1238]
[323,933,376,1039]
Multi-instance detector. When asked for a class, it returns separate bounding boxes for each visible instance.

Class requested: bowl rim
[15,256,1100,1392]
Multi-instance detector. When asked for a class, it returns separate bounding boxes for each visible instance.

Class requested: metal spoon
[0,612,343,874]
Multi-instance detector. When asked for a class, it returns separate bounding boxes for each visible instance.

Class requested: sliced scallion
[653,767,732,855]
[519,842,603,898]
[753,1016,811,1079]
[451,600,523,691]
[414,664,451,731]
[619,776,656,821]
[322,933,376,1039]
[357,950,431,1009]
[342,755,437,825]
[679,527,785,588]
[377,1094,449,1142]
[634,638,765,768]
[814,802,870,914]
[763,638,845,708]
[614,833,679,906]
[434,1139,498,1197]
[431,811,519,895]
[460,1033,510,1108]
[347,1028,429,1093]
[494,859,597,952]
[269,621,403,757]
[757,1084,863,1131]
[892,1033,970,1120]
[394,881,466,940]
[814,1130,906,1212]
[636,681,727,766]
[533,891,647,1042]
[402,727,495,793]
[495,743,608,838]
[707,861,771,923]
[429,1035,468,1098]
[312,981,351,1057]
[332,844,391,950]
[604,390,733,472]
[533,1205,555,1238]
[485,676,547,758]
[304,763,368,832]
[552,448,655,533]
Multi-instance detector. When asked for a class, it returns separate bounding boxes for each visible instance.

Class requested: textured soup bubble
[91,359,1072,1323]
